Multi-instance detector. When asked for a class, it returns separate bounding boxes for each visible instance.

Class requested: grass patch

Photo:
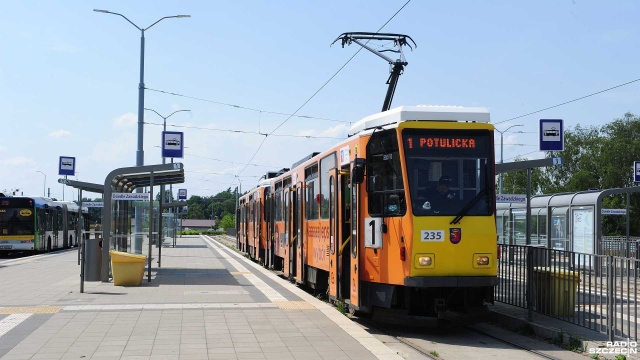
[429,350,439,357]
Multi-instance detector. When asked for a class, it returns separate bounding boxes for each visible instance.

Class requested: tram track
[210,235,570,360]
[465,324,563,360]
[355,316,565,360]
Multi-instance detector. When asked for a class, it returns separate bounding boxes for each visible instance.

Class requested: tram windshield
[402,129,494,217]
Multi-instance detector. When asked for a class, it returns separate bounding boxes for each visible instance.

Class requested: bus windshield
[402,129,494,217]
[0,199,35,236]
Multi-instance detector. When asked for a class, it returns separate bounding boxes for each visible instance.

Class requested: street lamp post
[36,171,46,197]
[145,108,190,241]
[234,176,242,246]
[495,124,524,194]
[94,10,190,168]
[94,9,190,253]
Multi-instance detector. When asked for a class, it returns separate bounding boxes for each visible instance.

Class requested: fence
[496,244,639,341]
[601,236,640,258]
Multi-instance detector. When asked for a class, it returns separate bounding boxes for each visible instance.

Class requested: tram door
[339,167,351,300]
[289,188,298,278]
[349,164,361,308]
[329,170,339,299]
[295,182,305,284]
[283,188,291,277]
[264,193,272,268]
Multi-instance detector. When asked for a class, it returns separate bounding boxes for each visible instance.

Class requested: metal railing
[601,236,640,258]
[496,244,639,341]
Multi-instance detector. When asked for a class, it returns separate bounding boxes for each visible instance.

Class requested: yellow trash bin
[533,267,580,316]
[109,250,147,286]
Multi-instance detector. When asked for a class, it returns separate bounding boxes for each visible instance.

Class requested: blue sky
[1,0,639,199]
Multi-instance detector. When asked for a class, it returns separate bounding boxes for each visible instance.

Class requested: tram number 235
[421,230,444,242]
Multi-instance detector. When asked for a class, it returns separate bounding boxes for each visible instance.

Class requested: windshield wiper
[450,186,491,225]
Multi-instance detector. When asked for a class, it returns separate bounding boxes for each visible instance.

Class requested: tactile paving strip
[273,301,317,310]
[0,306,62,314]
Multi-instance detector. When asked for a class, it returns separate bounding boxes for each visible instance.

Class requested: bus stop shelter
[496,186,640,255]
[60,163,185,282]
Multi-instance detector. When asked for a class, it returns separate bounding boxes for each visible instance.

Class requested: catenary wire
[234,0,412,182]
[144,121,345,139]
[145,87,350,124]
[494,78,640,125]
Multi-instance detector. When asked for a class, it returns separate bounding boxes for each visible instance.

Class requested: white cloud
[1,156,34,166]
[113,113,137,128]
[49,129,71,137]
[295,124,349,138]
[89,132,137,164]
[47,42,80,53]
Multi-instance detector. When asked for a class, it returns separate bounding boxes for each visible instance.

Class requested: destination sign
[402,129,490,154]
[405,137,477,149]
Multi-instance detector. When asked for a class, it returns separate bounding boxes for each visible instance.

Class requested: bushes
[180,229,226,236]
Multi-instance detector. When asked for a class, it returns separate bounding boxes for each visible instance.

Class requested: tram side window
[305,164,319,220]
[284,191,289,224]
[306,179,318,220]
[320,153,336,219]
[275,191,283,222]
[366,129,405,217]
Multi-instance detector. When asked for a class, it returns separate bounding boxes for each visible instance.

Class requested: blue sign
[58,156,76,176]
[178,189,187,200]
[162,131,184,158]
[635,161,640,182]
[539,119,564,151]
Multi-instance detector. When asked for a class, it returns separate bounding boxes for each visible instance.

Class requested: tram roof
[348,105,491,136]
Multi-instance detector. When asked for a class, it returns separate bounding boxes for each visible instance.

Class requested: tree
[499,156,545,195]
[534,113,640,235]
[218,214,235,229]
[540,124,603,193]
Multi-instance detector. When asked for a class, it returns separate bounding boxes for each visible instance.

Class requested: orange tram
[237,105,499,322]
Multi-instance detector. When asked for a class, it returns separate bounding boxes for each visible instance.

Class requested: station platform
[0,235,395,360]
[0,235,614,359]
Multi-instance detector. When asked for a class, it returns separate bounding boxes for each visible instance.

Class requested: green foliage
[615,354,627,360]
[567,335,584,353]
[218,214,235,229]
[336,301,347,315]
[185,189,237,222]
[504,113,640,236]
[180,229,226,236]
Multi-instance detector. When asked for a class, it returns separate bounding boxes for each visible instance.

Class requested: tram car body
[238,106,498,320]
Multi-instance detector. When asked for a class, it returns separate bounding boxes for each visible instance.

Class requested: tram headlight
[476,256,490,266]
[418,256,432,266]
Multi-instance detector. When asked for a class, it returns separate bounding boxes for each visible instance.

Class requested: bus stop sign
[59,156,76,176]
[539,119,564,151]
[178,189,187,200]
[162,131,184,158]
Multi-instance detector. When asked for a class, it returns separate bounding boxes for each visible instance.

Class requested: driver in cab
[418,175,455,213]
